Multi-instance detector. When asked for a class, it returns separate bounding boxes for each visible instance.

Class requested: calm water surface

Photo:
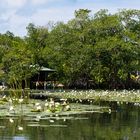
[0,103,140,140]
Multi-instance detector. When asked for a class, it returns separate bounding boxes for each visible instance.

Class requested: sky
[0,0,140,37]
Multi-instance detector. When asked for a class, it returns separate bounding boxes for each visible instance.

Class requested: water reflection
[13,136,29,140]
[0,104,140,140]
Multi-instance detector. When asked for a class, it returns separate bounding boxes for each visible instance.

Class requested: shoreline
[29,89,140,104]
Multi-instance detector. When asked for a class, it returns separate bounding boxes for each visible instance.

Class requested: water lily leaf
[0,126,5,129]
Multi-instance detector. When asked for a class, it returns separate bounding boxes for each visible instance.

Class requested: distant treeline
[0,9,140,89]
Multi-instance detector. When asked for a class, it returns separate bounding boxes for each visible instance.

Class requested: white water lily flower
[19,99,23,103]
[2,95,6,99]
[49,120,54,123]
[37,115,41,119]
[109,109,111,114]
[36,106,42,110]
[117,101,120,105]
[9,106,14,111]
[35,103,40,106]
[79,99,82,103]
[45,102,49,107]
[9,118,14,123]
[60,99,66,101]
[55,102,60,107]
[36,115,41,121]
[18,126,23,131]
[65,105,70,110]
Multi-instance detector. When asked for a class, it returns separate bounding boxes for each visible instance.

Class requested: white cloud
[0,0,140,37]
[5,0,27,8]
[31,0,60,5]
[7,6,75,36]
[31,0,47,5]
[0,10,16,21]
[0,10,30,36]
[31,7,74,24]
[9,14,29,28]
[0,1,113,36]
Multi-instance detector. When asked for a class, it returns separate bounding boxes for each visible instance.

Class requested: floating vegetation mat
[0,97,110,118]
[30,89,140,103]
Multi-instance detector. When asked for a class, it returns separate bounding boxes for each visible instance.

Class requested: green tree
[26,23,49,66]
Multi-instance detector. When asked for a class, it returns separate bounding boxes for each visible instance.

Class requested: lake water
[0,103,140,140]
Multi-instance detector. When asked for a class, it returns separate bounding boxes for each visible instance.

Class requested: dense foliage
[0,9,140,89]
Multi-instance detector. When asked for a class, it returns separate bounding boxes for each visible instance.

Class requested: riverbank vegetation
[0,9,140,89]
[30,90,140,104]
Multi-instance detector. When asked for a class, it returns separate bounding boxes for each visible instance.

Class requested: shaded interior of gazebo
[30,67,55,89]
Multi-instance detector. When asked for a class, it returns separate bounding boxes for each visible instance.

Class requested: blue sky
[0,0,140,36]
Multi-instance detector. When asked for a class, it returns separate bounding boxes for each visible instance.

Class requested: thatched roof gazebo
[30,66,56,89]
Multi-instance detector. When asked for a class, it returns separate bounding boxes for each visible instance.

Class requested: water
[0,103,140,140]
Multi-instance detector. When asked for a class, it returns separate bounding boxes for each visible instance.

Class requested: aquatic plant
[34,90,140,103]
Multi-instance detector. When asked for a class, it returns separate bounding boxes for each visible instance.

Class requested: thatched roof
[40,66,55,72]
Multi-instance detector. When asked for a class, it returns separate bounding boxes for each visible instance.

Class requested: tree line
[0,9,140,89]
